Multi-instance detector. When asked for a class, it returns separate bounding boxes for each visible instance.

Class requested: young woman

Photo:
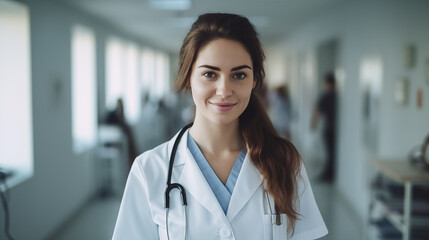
[113,13,327,240]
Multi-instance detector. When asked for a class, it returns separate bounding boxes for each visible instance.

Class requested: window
[154,52,170,98]
[106,38,141,123]
[0,0,33,186]
[106,37,124,110]
[141,49,171,100]
[141,48,155,99]
[71,25,97,153]
[124,43,140,123]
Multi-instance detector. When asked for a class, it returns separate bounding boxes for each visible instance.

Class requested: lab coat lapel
[175,133,228,222]
[227,153,263,221]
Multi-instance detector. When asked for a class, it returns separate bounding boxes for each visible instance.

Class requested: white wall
[271,0,429,222]
[3,2,95,239]
[373,2,429,158]
[0,1,172,239]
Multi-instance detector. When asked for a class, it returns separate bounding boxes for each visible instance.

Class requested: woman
[113,13,327,240]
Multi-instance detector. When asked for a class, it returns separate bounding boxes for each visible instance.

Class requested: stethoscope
[164,122,282,240]
[165,122,192,240]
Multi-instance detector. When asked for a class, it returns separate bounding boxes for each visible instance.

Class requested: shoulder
[137,141,169,164]
[131,140,171,181]
[132,129,185,181]
[133,140,170,177]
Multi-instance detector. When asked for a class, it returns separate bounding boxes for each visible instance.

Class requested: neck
[189,119,243,155]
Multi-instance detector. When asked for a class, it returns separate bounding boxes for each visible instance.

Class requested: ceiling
[60,0,345,53]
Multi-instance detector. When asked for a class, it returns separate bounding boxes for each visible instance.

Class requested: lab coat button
[219,227,231,238]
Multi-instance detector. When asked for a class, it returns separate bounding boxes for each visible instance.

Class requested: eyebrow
[231,65,252,71]
[197,64,252,71]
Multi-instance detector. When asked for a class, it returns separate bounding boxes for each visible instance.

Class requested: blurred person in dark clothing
[105,98,138,170]
[311,72,337,182]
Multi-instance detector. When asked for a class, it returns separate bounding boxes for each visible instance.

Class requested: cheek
[241,81,255,97]
[240,84,254,107]
[190,78,210,102]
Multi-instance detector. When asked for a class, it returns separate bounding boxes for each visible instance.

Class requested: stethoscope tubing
[165,123,193,240]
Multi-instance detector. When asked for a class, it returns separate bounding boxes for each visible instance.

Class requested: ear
[252,80,257,89]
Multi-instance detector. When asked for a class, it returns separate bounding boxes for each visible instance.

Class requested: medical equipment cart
[368,157,429,240]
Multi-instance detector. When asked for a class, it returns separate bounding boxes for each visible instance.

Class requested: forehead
[194,39,252,68]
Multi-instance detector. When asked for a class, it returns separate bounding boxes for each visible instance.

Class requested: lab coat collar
[227,153,263,221]
[167,129,263,223]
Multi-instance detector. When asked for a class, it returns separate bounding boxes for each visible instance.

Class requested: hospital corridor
[1,0,429,239]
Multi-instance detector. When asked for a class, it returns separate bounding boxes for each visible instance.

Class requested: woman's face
[189,38,255,126]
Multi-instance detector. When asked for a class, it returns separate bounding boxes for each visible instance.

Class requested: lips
[210,102,237,112]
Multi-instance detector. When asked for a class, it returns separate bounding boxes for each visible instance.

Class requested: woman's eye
[203,72,216,79]
[233,72,247,80]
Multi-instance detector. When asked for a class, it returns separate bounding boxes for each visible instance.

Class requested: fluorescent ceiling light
[148,0,191,10]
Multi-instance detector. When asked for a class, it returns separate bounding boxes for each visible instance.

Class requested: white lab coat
[113,129,328,240]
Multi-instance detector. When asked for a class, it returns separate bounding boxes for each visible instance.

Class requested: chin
[207,114,240,126]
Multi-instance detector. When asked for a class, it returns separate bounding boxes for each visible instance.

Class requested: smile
[210,102,237,112]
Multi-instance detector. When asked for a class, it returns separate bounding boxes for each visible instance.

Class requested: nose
[216,77,233,98]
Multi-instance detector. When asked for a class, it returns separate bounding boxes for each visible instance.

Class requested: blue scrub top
[187,133,245,214]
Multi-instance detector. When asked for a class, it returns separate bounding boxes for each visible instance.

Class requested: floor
[305,158,363,240]
[48,196,121,240]
[314,182,363,240]
[50,165,363,240]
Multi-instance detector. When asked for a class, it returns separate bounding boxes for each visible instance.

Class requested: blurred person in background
[105,98,138,169]
[269,84,292,139]
[311,72,337,182]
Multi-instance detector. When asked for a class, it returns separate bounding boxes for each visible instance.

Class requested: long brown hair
[176,13,302,233]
